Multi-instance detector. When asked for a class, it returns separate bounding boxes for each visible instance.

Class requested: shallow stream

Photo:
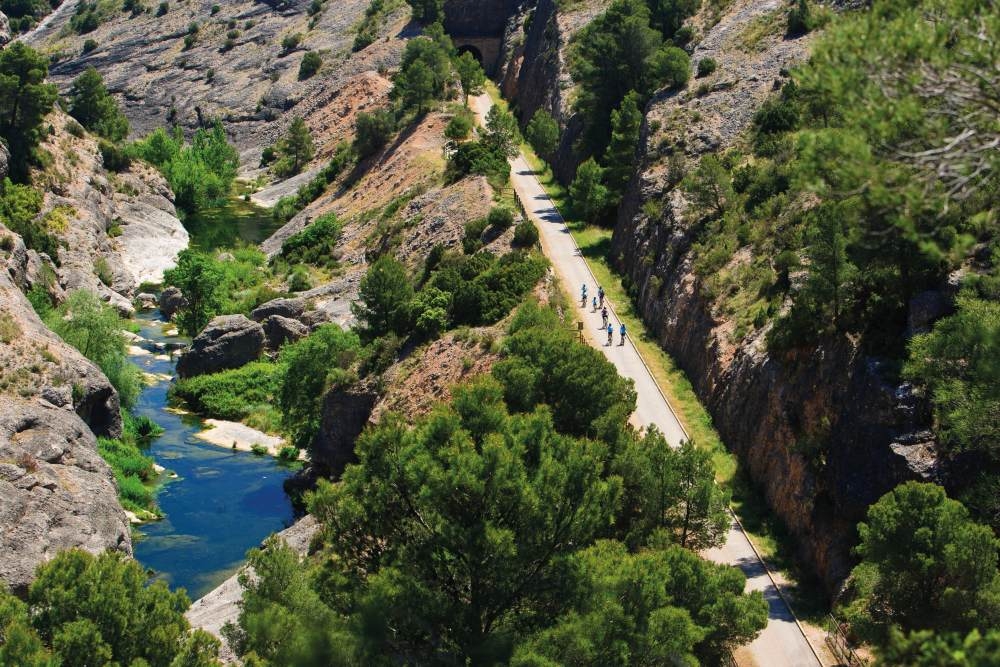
[128,313,295,599]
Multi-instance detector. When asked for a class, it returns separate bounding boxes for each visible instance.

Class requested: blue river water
[128,312,296,600]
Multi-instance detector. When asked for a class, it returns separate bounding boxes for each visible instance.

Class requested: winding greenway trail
[471,95,822,667]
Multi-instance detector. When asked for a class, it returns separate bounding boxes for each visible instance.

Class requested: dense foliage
[0,43,59,182]
[225,303,767,665]
[0,550,220,666]
[0,177,59,258]
[279,212,343,268]
[131,123,239,216]
[67,67,130,142]
[271,142,353,224]
[840,482,1000,656]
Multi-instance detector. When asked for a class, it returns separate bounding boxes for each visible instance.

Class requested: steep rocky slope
[31,110,187,312]
[0,396,132,597]
[24,0,411,163]
[608,0,933,590]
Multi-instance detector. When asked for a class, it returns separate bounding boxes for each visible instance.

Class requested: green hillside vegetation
[222,302,767,665]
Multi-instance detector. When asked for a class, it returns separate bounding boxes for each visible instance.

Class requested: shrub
[787,0,813,36]
[288,264,312,292]
[444,113,472,141]
[277,445,300,462]
[298,51,322,80]
[280,211,342,268]
[353,109,395,158]
[171,361,282,420]
[513,221,539,247]
[155,0,167,14]
[250,443,269,456]
[696,57,717,78]
[99,140,131,172]
[281,32,302,53]
[487,206,514,231]
[183,33,196,50]
[210,3,219,13]
[462,217,488,255]
[272,117,314,177]
[82,38,98,54]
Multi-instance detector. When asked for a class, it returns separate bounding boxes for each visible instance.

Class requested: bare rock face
[0,140,9,179]
[262,315,308,349]
[0,11,10,46]
[176,315,265,378]
[0,397,132,596]
[250,297,306,322]
[311,384,379,478]
[0,265,122,438]
[158,286,186,320]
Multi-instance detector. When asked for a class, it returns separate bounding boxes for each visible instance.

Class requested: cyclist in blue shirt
[619,323,627,346]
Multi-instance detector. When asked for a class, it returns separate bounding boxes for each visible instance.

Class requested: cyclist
[606,323,613,346]
[581,283,588,306]
[598,286,605,308]
[601,307,608,328]
[619,323,627,346]
[592,296,598,311]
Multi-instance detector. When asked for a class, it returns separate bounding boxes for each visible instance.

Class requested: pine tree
[455,51,485,105]
[68,67,130,141]
[0,42,59,182]
[604,90,643,200]
[275,116,314,176]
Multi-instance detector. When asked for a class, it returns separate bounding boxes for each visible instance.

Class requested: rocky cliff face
[608,0,934,590]
[0,397,132,596]
[502,0,610,183]
[31,111,186,313]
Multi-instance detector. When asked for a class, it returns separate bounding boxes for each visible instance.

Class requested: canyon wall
[608,0,935,590]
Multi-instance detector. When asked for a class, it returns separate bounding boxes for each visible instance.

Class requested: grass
[170,361,282,421]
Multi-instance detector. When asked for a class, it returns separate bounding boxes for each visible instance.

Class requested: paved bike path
[471,94,821,667]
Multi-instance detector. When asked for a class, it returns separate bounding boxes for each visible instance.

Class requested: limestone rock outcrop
[176,315,265,378]
[251,297,306,322]
[0,263,122,438]
[262,315,308,349]
[159,286,186,320]
[0,397,132,596]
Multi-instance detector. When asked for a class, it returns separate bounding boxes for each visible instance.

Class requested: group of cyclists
[581,284,626,346]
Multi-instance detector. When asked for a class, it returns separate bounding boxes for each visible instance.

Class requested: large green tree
[309,378,624,663]
[67,67,129,142]
[0,549,221,666]
[455,51,485,105]
[163,249,223,337]
[614,429,730,550]
[842,482,1000,642]
[512,540,767,665]
[482,105,520,160]
[0,42,59,182]
[525,109,559,159]
[604,90,644,200]
[278,324,361,449]
[351,254,413,340]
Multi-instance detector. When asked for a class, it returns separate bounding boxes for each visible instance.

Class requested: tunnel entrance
[456,44,483,65]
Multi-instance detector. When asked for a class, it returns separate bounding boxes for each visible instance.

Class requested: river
[127,311,295,600]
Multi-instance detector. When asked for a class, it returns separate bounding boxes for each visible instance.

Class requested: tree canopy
[0,42,59,182]
[67,67,129,142]
[0,549,220,666]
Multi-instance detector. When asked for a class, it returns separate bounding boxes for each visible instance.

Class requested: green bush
[171,361,282,420]
[298,51,322,80]
[787,0,813,36]
[271,142,353,223]
[487,206,514,231]
[68,68,129,142]
[271,116,314,178]
[512,220,539,247]
[353,109,395,158]
[82,38,98,54]
[281,32,302,53]
[462,217,488,255]
[280,212,343,268]
[696,57,717,78]
[0,43,59,182]
[444,113,473,141]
